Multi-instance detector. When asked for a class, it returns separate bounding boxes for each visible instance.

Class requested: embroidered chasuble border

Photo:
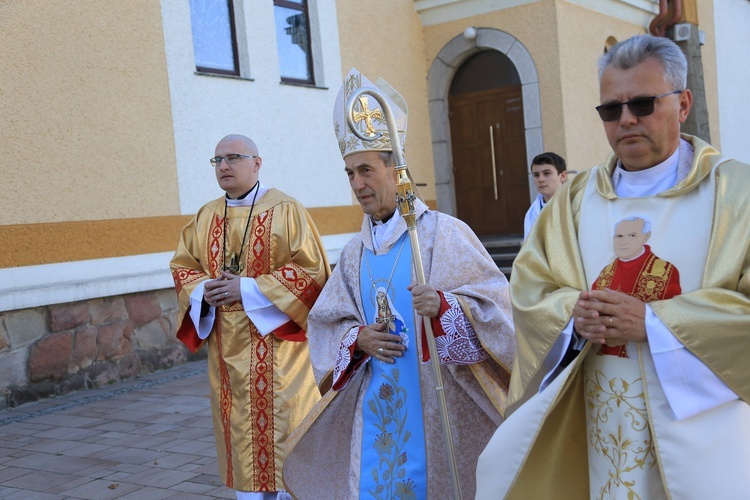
[172,268,205,294]
[253,329,275,489]
[249,211,270,275]
[215,319,235,487]
[209,214,224,278]
[274,262,322,310]
[207,213,237,487]
[247,209,276,490]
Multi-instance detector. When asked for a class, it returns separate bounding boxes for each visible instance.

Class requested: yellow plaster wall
[556,1,720,171]
[0,203,444,268]
[0,206,367,268]
[422,0,567,160]
[0,1,179,226]
[556,2,641,171]
[334,0,436,200]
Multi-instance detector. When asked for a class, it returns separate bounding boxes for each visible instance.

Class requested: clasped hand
[203,271,242,308]
[573,289,647,345]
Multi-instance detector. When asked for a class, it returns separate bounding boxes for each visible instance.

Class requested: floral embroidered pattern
[332,327,360,390]
[436,292,489,365]
[584,368,657,499]
[367,368,417,500]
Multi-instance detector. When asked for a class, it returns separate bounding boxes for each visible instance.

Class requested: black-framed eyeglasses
[210,154,257,167]
[595,90,683,122]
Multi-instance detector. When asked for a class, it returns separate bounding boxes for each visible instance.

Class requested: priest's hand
[357,322,405,364]
[573,289,646,345]
[203,271,242,307]
[408,283,441,318]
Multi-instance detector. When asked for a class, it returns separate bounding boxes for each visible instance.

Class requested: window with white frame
[189,0,240,76]
[273,0,315,85]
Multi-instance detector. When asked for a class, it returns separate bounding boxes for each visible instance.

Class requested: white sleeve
[647,305,738,420]
[523,206,534,242]
[189,281,216,340]
[240,277,292,336]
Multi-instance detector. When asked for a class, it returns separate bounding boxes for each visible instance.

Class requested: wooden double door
[449,85,529,236]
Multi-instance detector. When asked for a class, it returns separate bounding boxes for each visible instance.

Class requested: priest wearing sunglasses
[170,134,330,500]
[477,34,750,499]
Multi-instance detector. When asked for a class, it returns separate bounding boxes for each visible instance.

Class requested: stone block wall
[0,288,203,409]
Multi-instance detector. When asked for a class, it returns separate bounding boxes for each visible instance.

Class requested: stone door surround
[427,28,543,216]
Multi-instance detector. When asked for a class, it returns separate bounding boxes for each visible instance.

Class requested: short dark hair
[531,152,566,174]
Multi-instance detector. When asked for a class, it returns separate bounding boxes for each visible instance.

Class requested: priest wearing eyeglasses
[476,34,750,499]
[170,134,330,500]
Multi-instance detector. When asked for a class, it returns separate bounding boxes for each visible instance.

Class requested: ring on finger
[377,347,384,355]
[224,292,229,298]
[608,316,614,327]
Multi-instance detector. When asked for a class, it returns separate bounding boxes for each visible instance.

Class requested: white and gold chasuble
[576,149,714,498]
[170,189,329,492]
[477,136,750,500]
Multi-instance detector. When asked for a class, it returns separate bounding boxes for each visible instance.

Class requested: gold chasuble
[477,136,750,499]
[170,188,329,492]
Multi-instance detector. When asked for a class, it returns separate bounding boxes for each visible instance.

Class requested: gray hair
[616,216,651,234]
[598,34,687,91]
[379,151,396,167]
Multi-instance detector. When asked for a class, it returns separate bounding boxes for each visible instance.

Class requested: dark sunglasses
[595,90,683,122]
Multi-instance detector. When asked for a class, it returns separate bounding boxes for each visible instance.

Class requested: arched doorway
[449,50,528,236]
[427,29,543,237]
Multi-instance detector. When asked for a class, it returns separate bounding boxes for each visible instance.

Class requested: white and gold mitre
[333,67,408,159]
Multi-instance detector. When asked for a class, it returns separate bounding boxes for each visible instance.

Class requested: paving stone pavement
[0,359,238,499]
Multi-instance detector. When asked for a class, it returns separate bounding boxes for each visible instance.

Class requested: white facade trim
[414,0,658,28]
[563,0,658,29]
[427,29,542,215]
[0,233,356,313]
[414,0,541,26]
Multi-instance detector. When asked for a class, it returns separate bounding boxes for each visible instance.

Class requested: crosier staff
[346,88,463,500]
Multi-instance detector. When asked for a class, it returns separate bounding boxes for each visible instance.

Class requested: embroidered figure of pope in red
[593,216,681,356]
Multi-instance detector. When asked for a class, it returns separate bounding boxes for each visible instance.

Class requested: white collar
[226,182,269,207]
[537,193,547,209]
[614,146,679,185]
[612,140,690,197]
[369,210,402,253]
[619,246,646,263]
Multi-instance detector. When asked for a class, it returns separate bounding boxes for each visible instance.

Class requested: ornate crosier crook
[346,89,463,500]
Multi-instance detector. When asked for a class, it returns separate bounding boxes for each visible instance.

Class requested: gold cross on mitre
[352,96,383,137]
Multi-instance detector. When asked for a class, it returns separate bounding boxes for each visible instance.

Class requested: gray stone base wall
[0,288,203,409]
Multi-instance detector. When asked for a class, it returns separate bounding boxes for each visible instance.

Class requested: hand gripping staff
[346,88,463,500]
